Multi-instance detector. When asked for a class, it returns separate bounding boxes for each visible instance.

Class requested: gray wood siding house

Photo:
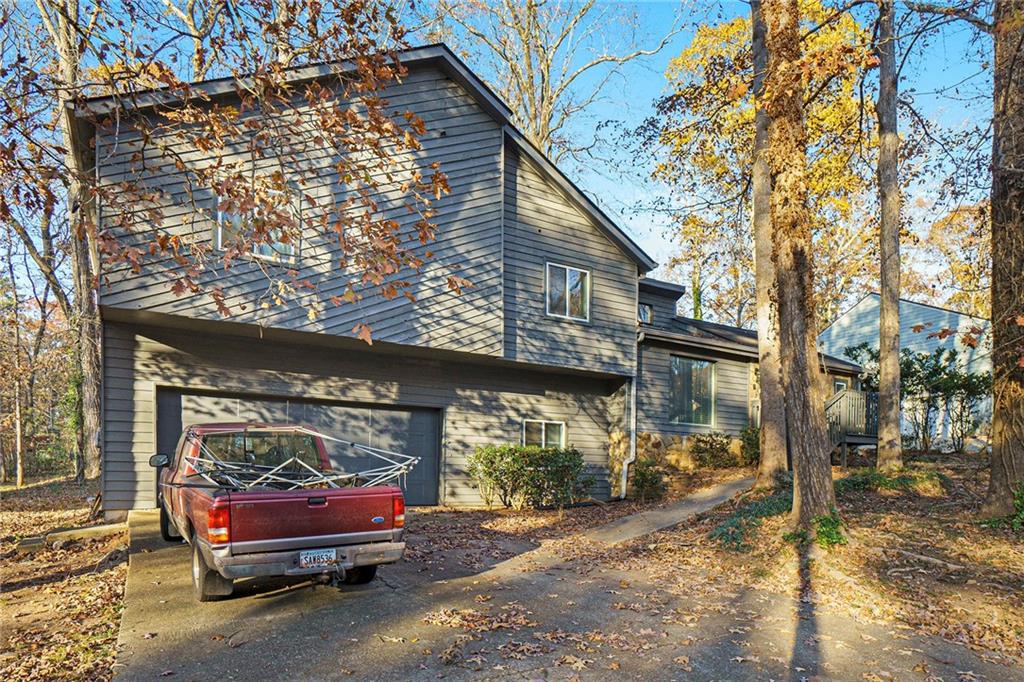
[80,44,865,517]
[82,45,656,516]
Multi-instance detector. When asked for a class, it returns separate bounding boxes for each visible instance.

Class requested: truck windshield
[202,431,322,470]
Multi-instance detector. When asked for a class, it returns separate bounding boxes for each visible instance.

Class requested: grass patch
[709,492,791,551]
[834,468,947,497]
[980,484,1024,533]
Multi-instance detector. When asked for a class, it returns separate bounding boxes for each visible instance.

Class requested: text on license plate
[299,548,336,568]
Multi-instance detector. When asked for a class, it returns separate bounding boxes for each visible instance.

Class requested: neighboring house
[818,293,993,444]
[636,280,863,447]
[818,293,992,375]
[77,44,865,518]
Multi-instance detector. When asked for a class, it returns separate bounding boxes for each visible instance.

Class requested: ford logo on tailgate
[371,516,385,524]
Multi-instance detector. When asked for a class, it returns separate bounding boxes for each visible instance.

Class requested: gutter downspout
[620,332,643,498]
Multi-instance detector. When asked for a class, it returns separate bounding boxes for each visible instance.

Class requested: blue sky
[445,1,993,278]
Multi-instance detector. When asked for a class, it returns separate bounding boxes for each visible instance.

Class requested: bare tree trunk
[983,0,1024,517]
[36,0,103,481]
[7,244,26,488]
[763,0,836,528]
[751,0,788,489]
[876,0,903,472]
[691,270,703,320]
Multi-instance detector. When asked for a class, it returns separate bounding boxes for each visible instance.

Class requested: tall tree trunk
[39,0,103,481]
[751,0,788,489]
[763,0,836,527]
[876,0,903,472]
[691,270,703,320]
[8,244,26,488]
[983,0,1024,517]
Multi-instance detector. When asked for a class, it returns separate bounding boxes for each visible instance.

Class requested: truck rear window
[202,432,321,470]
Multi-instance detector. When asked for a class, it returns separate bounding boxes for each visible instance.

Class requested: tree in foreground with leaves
[763,0,836,529]
[984,0,1024,517]
[2,0,451,479]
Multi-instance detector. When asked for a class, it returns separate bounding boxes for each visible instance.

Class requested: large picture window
[546,263,590,321]
[670,356,716,426]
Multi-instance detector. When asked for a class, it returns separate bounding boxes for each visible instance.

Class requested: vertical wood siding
[102,322,621,510]
[96,66,505,356]
[502,145,637,375]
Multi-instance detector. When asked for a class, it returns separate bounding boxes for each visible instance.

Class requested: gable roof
[75,43,656,273]
[819,292,989,337]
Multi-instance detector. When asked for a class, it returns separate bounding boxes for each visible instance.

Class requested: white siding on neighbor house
[818,294,991,374]
[102,322,622,511]
[95,66,506,357]
[502,145,638,376]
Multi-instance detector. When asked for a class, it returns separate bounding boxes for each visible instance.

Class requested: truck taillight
[393,496,405,528]
[207,504,230,544]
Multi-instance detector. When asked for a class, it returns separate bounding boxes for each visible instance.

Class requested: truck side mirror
[149,453,170,468]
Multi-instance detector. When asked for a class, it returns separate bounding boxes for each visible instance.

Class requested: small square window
[546,263,590,321]
[833,379,848,394]
[638,303,653,324]
[522,420,566,448]
[216,190,300,263]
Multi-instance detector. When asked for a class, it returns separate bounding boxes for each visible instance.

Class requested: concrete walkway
[113,479,1018,681]
[585,476,752,544]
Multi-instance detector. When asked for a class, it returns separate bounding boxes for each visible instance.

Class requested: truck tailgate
[227,486,398,553]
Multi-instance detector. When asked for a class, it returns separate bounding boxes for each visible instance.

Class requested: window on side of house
[216,190,300,262]
[833,378,849,394]
[638,303,653,324]
[670,355,716,426]
[546,263,590,321]
[522,420,566,448]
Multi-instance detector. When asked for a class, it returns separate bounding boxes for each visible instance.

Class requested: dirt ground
[1,476,127,681]
[592,457,1024,666]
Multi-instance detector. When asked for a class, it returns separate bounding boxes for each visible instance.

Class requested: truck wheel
[159,503,181,542]
[343,565,377,584]
[191,533,233,601]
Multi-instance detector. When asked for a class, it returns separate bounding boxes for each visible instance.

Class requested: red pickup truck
[149,423,406,601]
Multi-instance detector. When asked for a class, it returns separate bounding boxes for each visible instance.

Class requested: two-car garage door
[155,389,441,505]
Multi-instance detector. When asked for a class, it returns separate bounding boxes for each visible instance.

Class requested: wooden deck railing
[825,389,879,446]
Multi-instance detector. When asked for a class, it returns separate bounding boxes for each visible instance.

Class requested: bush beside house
[467,444,591,510]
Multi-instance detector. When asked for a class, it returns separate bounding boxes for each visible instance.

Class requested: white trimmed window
[546,263,590,321]
[638,303,653,324]
[522,420,566,448]
[216,191,300,262]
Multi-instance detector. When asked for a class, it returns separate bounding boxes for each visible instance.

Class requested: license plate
[298,548,336,568]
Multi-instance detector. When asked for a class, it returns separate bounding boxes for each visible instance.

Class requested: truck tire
[159,502,181,542]
[343,565,377,584]
[191,533,233,601]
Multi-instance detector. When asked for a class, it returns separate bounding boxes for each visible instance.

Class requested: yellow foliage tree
[643,0,878,328]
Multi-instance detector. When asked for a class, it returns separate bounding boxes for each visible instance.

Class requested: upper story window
[670,355,716,426]
[638,303,653,324]
[522,419,566,448]
[216,191,300,263]
[546,262,590,322]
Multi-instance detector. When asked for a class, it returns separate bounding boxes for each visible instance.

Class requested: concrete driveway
[114,484,1019,681]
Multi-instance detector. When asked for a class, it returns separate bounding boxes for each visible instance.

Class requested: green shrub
[631,457,666,502]
[688,432,735,468]
[739,426,760,467]
[709,492,792,551]
[812,509,847,549]
[467,444,590,510]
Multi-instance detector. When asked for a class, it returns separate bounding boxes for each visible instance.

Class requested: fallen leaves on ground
[424,602,536,632]
[1,476,125,681]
